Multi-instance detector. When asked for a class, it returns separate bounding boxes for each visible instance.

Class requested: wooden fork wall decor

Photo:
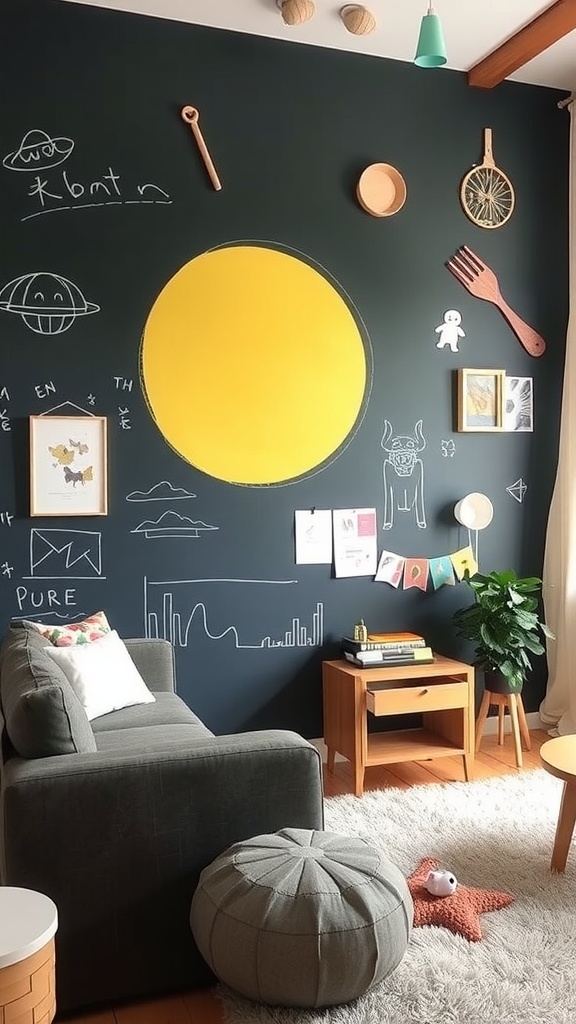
[446,245,546,358]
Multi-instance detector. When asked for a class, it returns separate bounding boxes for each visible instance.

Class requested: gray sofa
[0,623,324,1012]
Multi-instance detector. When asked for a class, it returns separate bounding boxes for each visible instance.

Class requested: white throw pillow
[45,629,156,721]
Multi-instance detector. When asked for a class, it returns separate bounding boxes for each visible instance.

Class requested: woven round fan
[460,128,515,229]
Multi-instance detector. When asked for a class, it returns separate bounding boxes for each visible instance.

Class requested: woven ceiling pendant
[340,5,377,35]
[278,0,316,26]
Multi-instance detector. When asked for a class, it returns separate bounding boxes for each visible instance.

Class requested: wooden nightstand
[322,655,475,796]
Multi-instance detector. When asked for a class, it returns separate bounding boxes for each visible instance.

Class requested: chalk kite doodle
[0,272,100,335]
[381,419,427,530]
[435,309,465,352]
[507,478,527,503]
[3,129,74,172]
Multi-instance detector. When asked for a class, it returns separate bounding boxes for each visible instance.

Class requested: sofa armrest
[1,730,324,1010]
[123,637,175,692]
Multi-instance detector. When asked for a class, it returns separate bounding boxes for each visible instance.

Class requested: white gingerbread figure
[435,309,465,352]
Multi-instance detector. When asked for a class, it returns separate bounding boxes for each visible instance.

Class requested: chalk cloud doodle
[131,510,218,540]
[3,129,74,172]
[0,272,100,335]
[381,419,427,530]
[126,481,197,502]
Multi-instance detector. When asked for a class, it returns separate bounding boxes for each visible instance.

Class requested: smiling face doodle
[0,272,100,334]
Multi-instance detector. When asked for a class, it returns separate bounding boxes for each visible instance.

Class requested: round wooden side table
[0,887,58,1023]
[540,735,576,873]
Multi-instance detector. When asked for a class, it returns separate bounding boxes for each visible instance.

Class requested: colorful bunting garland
[375,545,477,591]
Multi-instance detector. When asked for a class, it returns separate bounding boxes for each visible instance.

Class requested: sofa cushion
[0,624,96,758]
[90,692,211,733]
[45,630,156,721]
[23,610,111,646]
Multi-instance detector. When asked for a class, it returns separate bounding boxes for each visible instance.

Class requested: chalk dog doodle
[381,419,427,530]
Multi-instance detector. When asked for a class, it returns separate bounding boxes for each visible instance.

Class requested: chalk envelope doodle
[131,510,218,539]
[3,129,74,172]
[28,528,103,579]
[0,272,100,334]
[381,419,427,529]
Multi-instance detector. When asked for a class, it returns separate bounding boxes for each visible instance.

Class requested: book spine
[346,645,433,661]
[342,637,426,652]
[343,650,434,667]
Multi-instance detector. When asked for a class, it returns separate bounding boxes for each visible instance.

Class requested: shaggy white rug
[219,770,576,1024]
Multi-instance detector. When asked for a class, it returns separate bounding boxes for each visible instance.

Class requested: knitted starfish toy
[406,857,514,942]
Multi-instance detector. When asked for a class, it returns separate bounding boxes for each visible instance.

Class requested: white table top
[0,887,58,969]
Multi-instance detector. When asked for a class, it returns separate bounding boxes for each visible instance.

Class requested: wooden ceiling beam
[468,0,576,89]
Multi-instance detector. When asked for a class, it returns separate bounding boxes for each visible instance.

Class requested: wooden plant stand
[475,689,531,769]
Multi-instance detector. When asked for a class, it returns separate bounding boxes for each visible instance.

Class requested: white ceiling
[60,0,576,91]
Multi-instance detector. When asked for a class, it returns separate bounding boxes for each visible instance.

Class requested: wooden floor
[57,728,551,1024]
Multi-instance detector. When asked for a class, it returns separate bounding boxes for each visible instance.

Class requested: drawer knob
[420,688,429,695]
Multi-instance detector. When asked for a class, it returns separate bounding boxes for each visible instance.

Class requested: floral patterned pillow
[24,611,111,647]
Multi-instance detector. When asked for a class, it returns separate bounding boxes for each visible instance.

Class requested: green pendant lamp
[414,3,447,68]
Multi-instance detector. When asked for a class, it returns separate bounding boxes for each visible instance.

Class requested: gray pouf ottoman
[190,827,413,1008]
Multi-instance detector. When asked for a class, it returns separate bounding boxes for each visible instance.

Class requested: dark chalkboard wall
[0,0,569,736]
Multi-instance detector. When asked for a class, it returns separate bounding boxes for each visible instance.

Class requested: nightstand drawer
[366,681,468,716]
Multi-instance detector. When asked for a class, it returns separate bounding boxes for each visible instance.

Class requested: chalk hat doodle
[3,129,74,172]
[0,272,100,334]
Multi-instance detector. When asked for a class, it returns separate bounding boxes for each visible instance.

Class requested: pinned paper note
[333,508,378,578]
[294,509,332,564]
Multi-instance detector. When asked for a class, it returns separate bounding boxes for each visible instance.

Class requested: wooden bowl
[356,163,407,217]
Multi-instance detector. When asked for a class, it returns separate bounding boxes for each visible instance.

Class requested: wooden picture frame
[457,368,505,432]
[30,415,108,517]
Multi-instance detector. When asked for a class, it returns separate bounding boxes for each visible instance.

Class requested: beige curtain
[541,103,576,736]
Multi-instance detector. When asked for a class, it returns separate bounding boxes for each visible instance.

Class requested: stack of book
[341,631,434,667]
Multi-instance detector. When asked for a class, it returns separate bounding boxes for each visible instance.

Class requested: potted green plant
[453,569,554,693]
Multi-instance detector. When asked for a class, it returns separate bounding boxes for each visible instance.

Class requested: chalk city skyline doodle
[143,577,324,651]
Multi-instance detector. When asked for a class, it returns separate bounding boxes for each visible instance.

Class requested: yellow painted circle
[141,244,368,485]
